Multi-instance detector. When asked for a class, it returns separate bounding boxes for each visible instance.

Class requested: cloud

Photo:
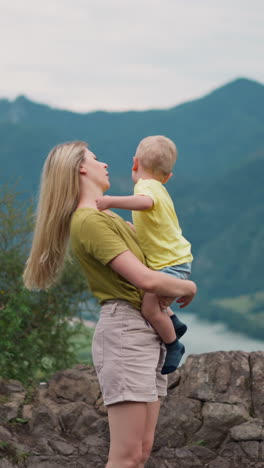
[1,0,264,111]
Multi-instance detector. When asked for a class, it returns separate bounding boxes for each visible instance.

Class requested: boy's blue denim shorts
[159,262,192,280]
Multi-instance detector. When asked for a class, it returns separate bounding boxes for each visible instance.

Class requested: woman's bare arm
[109,250,197,305]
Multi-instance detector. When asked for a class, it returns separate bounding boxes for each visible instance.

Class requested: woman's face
[81,149,110,191]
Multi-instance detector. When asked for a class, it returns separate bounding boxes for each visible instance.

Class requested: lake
[79,304,264,359]
[180,313,264,360]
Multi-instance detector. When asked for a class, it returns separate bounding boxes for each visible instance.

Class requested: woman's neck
[77,184,103,210]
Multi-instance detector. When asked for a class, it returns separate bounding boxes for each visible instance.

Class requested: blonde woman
[24,141,197,468]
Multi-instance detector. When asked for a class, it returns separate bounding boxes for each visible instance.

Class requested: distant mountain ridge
[1,77,264,338]
[1,77,264,191]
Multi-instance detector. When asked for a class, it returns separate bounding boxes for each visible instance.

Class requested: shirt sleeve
[79,212,129,265]
[134,180,158,205]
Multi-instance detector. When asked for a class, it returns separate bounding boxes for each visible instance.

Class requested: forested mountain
[1,77,263,338]
[1,77,264,193]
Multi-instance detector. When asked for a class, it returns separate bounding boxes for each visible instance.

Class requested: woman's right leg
[106,401,148,468]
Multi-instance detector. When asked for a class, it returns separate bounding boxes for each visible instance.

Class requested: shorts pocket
[125,316,151,334]
[92,327,104,372]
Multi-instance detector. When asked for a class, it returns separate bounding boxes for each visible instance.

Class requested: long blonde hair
[23,141,87,290]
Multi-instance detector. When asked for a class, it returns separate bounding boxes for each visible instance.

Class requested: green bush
[0,186,97,384]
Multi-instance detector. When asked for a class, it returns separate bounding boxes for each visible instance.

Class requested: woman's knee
[108,446,142,468]
[126,447,143,468]
[141,437,154,464]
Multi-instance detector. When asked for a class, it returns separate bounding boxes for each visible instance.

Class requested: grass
[210,291,264,339]
[0,440,31,466]
[213,291,264,315]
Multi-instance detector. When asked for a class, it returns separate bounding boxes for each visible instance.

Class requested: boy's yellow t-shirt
[132,178,193,270]
[70,208,145,310]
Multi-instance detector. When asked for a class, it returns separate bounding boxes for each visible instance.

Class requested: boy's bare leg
[166,306,188,338]
[142,293,185,374]
[166,306,174,317]
[141,293,176,343]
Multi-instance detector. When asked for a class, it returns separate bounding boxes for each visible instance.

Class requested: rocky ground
[0,350,264,468]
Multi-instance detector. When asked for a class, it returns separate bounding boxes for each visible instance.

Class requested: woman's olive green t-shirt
[70,208,145,310]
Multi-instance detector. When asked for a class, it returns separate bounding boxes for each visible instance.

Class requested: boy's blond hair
[135,135,177,177]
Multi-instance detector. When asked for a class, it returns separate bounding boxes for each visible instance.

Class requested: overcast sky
[1,0,263,112]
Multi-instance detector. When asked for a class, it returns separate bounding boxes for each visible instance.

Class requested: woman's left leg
[139,399,161,467]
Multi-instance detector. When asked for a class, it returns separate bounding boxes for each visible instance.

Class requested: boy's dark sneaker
[161,340,185,375]
[170,314,187,338]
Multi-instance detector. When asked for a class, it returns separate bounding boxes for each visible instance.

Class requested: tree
[0,186,97,384]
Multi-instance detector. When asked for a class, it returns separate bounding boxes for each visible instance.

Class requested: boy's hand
[96,196,111,211]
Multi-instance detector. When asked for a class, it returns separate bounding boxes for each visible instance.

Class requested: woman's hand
[176,292,196,308]
[158,291,196,309]
[158,296,175,308]
[126,221,136,232]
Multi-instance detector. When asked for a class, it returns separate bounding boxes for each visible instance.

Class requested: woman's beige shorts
[92,300,167,406]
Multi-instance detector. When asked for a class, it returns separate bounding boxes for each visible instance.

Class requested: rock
[0,459,15,468]
[0,351,263,468]
[47,365,100,406]
[230,420,264,441]
[0,425,12,441]
[154,395,202,450]
[250,352,264,419]
[72,407,100,439]
[0,378,26,424]
[32,437,54,455]
[94,394,108,415]
[56,401,89,432]
[48,439,75,455]
[147,446,204,468]
[260,441,264,460]
[240,440,260,460]
[22,404,33,420]
[90,416,110,441]
[194,402,250,448]
[0,379,25,396]
[207,457,231,468]
[168,368,181,389]
[218,440,246,461]
[0,404,18,424]
[178,352,251,409]
[169,446,204,467]
[29,405,60,435]
[26,456,64,467]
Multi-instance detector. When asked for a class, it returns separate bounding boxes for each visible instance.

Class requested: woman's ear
[79,164,87,175]
[132,157,139,172]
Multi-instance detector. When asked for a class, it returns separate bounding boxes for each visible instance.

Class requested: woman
[24,141,197,468]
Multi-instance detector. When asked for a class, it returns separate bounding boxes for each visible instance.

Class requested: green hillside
[199,291,264,340]
[1,77,264,193]
[178,151,264,295]
[0,77,264,339]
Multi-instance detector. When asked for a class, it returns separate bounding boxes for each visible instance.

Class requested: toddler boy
[96,135,193,374]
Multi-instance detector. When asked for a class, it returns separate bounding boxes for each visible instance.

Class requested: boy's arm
[96,194,153,211]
